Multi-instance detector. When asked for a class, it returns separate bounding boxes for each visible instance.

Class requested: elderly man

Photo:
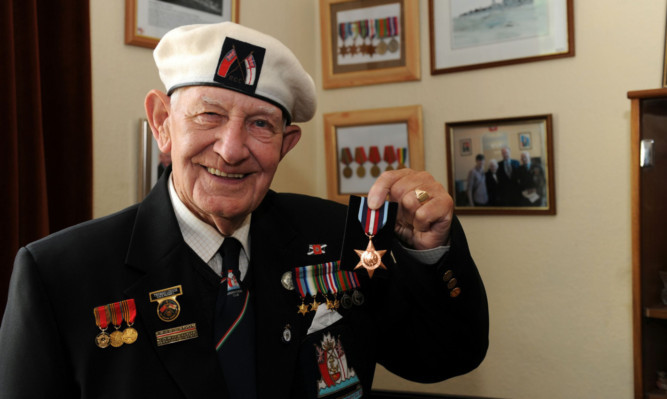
[0,22,488,398]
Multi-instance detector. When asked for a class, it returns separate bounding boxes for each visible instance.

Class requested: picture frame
[445,114,556,215]
[138,119,171,200]
[125,0,239,49]
[429,0,575,75]
[324,105,424,203]
[319,0,420,89]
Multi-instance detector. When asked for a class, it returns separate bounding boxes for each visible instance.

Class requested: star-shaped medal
[354,239,387,278]
[298,301,309,316]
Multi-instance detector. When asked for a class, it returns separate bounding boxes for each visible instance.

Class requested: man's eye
[253,120,268,128]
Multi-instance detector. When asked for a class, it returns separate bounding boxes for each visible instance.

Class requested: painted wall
[91,1,666,398]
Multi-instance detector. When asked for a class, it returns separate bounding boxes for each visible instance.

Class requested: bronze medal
[109,330,124,348]
[95,331,110,348]
[388,38,399,53]
[354,238,387,278]
[356,165,366,178]
[343,166,353,178]
[370,164,380,177]
[377,40,387,55]
[122,327,138,344]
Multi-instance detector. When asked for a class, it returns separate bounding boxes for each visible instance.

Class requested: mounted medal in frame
[445,114,556,215]
[320,0,420,89]
[324,106,424,204]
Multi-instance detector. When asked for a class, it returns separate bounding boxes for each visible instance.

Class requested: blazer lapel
[250,192,316,398]
[123,172,227,398]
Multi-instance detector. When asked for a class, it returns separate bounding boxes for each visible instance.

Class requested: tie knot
[220,237,242,272]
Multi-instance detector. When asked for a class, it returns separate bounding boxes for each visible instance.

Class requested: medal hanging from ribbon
[294,261,363,315]
[368,146,381,177]
[94,305,111,348]
[354,146,367,178]
[354,197,389,278]
[109,302,124,348]
[341,147,353,178]
[376,18,387,55]
[338,22,349,56]
[387,16,400,53]
[396,147,407,169]
[120,299,138,344]
[295,266,317,315]
[323,262,340,310]
[384,145,396,171]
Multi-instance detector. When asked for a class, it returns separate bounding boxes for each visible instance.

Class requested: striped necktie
[214,237,257,398]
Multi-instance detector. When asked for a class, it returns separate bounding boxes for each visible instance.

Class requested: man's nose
[215,119,250,164]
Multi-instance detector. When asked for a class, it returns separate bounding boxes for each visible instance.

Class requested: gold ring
[415,189,430,204]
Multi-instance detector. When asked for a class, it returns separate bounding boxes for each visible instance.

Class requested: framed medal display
[445,114,556,215]
[324,105,424,204]
[319,0,420,89]
[125,0,239,49]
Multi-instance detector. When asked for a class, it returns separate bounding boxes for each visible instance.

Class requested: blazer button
[450,287,461,298]
[442,270,453,282]
[447,278,457,290]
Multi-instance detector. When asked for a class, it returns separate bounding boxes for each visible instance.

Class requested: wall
[90,1,666,398]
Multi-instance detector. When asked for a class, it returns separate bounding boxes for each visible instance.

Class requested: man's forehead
[180,87,282,116]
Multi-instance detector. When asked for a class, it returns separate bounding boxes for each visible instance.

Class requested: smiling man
[0,22,488,398]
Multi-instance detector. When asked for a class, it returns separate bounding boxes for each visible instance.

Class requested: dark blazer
[496,158,521,206]
[0,171,488,399]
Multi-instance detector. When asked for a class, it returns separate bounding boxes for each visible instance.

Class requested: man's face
[501,148,510,160]
[521,153,529,165]
[156,86,300,232]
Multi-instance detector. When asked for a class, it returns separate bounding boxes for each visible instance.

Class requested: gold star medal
[353,197,390,278]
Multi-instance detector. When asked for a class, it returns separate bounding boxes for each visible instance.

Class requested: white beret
[154,22,317,124]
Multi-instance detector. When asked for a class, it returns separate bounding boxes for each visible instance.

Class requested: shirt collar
[167,174,251,264]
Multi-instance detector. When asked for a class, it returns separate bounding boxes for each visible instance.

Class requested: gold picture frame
[324,105,424,203]
[429,0,574,75]
[445,114,556,215]
[125,0,239,49]
[319,0,420,89]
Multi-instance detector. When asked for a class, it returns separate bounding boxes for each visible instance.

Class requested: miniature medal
[108,302,124,348]
[93,305,111,348]
[121,299,138,344]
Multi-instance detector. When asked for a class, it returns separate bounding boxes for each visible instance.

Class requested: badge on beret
[214,37,266,95]
[150,285,183,322]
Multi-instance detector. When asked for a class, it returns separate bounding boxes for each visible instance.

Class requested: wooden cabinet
[629,88,667,399]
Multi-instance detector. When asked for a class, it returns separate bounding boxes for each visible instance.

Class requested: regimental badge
[214,37,266,96]
[307,244,327,256]
[149,285,183,322]
[315,333,362,398]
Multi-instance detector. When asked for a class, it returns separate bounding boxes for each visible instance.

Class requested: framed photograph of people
[429,0,575,75]
[445,114,556,215]
[324,105,424,203]
[125,0,239,49]
[319,0,420,89]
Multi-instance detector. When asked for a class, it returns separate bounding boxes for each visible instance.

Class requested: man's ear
[144,89,172,153]
[280,124,302,160]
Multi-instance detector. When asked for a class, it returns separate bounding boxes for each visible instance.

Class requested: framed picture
[319,0,420,89]
[445,114,556,215]
[125,0,239,49]
[324,105,424,203]
[429,0,575,75]
[460,138,472,156]
[138,119,171,200]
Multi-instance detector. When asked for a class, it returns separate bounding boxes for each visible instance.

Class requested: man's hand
[367,169,453,250]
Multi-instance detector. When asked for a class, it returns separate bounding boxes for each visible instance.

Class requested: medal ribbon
[397,147,407,165]
[354,146,367,165]
[94,305,110,330]
[341,147,353,166]
[383,145,396,164]
[295,267,308,299]
[349,271,361,289]
[388,16,399,37]
[358,197,389,236]
[368,146,381,164]
[120,299,137,326]
[110,302,123,329]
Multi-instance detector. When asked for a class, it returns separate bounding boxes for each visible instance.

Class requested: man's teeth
[207,168,244,178]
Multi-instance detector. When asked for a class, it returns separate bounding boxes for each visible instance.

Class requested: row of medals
[298,290,365,315]
[343,162,406,179]
[339,38,399,57]
[96,324,138,348]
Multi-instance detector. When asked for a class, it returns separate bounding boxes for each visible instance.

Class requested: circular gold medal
[122,327,138,344]
[370,165,380,177]
[385,164,394,171]
[343,166,353,178]
[95,331,110,348]
[109,330,124,348]
[356,165,366,178]
[388,38,399,53]
[377,40,387,55]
